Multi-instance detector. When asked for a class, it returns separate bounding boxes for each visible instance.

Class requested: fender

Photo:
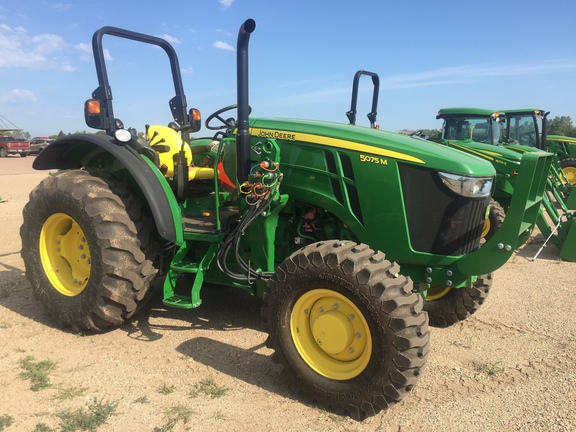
[33,133,183,244]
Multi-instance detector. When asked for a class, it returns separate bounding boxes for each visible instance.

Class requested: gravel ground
[0,156,575,432]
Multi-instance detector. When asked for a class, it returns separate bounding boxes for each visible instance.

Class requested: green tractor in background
[546,135,576,185]
[20,20,553,419]
[436,108,576,261]
[503,108,576,185]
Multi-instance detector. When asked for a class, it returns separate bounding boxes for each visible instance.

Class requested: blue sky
[1,0,575,138]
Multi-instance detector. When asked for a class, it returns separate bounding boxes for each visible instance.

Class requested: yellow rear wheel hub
[290,289,372,380]
[39,213,91,296]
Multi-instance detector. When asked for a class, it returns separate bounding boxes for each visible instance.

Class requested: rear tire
[0,148,6,158]
[424,274,492,327]
[561,158,576,186]
[262,240,429,419]
[20,169,159,332]
[20,153,27,157]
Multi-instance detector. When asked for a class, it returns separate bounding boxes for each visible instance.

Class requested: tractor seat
[147,125,214,180]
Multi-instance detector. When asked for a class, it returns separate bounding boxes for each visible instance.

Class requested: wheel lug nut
[318,307,324,313]
[356,332,361,339]
[348,347,355,353]
[348,314,354,320]
[333,303,339,309]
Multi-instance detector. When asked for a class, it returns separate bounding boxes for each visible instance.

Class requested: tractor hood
[249,118,496,177]
[445,139,524,166]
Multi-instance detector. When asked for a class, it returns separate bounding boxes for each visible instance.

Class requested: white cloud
[379,59,576,90]
[0,88,37,103]
[158,34,181,45]
[213,40,234,51]
[219,0,233,9]
[0,23,75,71]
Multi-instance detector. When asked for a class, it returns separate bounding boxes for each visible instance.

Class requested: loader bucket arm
[456,150,553,275]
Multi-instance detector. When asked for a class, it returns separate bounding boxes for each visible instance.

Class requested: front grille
[399,164,489,255]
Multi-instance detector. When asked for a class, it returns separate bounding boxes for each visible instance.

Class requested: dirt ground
[1,156,575,432]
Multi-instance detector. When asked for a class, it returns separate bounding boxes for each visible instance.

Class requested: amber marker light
[191,108,201,121]
[87,100,101,114]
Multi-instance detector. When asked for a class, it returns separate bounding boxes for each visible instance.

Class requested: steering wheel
[205,104,252,130]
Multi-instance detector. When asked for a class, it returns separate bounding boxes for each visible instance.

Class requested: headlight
[438,172,493,198]
[114,129,132,143]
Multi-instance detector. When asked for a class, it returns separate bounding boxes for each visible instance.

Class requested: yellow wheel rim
[39,213,91,296]
[481,217,491,238]
[290,289,372,380]
[562,166,576,186]
[426,285,451,301]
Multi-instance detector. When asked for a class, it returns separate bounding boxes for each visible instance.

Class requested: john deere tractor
[436,107,576,261]
[20,20,553,419]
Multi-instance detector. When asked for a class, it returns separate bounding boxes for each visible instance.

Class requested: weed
[134,395,150,404]
[190,377,229,399]
[0,414,14,431]
[52,385,89,401]
[158,383,177,394]
[32,423,56,432]
[154,405,196,432]
[480,361,505,376]
[57,397,118,432]
[19,355,58,391]
[212,410,227,421]
[0,322,10,329]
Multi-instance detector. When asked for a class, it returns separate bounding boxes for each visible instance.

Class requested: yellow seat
[147,125,214,180]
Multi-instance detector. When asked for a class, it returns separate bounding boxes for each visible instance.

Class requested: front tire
[20,170,159,332]
[482,199,505,241]
[424,274,492,327]
[263,240,429,419]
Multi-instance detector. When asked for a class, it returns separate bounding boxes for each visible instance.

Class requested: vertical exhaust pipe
[236,19,256,183]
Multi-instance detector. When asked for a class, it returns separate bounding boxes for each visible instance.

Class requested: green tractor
[436,107,576,261]
[20,20,553,419]
[502,108,576,185]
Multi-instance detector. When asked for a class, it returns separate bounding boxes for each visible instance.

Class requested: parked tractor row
[19,20,558,419]
[435,107,576,261]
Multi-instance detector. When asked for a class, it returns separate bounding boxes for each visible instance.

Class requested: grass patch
[158,383,177,394]
[480,361,505,376]
[57,397,118,432]
[19,355,58,391]
[133,395,150,404]
[153,405,196,432]
[190,377,229,399]
[52,385,89,401]
[32,424,56,432]
[0,414,14,431]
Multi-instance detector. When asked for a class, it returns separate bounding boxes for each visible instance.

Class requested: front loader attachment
[457,150,553,275]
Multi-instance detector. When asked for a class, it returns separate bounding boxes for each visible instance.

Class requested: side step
[162,241,220,309]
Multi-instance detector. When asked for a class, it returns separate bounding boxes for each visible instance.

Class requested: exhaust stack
[236,19,256,183]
